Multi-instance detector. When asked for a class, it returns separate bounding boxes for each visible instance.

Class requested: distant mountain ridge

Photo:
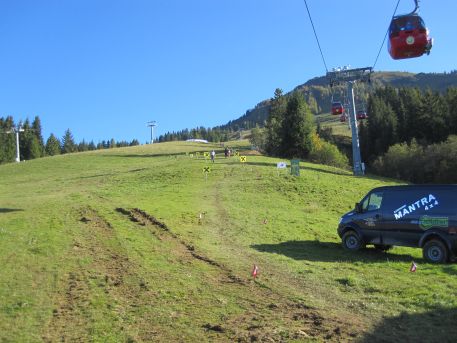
[218,70,457,131]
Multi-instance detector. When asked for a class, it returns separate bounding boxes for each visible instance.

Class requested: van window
[361,192,383,212]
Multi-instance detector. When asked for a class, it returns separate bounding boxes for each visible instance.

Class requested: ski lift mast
[5,124,25,162]
[327,67,372,176]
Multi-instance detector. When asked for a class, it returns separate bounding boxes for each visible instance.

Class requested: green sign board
[290,159,300,176]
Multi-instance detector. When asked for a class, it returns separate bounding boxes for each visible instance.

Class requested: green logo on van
[419,216,449,230]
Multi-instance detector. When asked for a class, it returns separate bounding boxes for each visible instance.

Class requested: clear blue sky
[1,0,455,144]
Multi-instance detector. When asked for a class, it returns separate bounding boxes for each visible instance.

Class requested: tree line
[157,126,232,143]
[358,86,457,183]
[0,116,140,164]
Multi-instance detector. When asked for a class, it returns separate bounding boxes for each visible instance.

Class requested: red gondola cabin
[388,14,432,60]
[356,110,368,120]
[331,102,344,115]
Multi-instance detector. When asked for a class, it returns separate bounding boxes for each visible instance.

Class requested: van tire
[342,231,364,251]
[422,239,448,263]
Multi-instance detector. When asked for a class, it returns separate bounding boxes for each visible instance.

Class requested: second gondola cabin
[331,101,344,115]
[388,13,432,59]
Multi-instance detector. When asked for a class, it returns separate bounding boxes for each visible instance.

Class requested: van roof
[371,185,457,192]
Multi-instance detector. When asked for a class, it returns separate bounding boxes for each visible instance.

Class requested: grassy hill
[1,142,456,342]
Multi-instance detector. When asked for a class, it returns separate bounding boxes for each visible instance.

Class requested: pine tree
[417,90,449,144]
[367,95,398,160]
[45,134,61,156]
[32,116,45,157]
[279,91,315,158]
[78,139,89,152]
[0,116,16,163]
[446,87,457,135]
[265,88,286,156]
[61,129,77,154]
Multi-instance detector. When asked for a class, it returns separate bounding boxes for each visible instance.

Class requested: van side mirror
[355,202,362,213]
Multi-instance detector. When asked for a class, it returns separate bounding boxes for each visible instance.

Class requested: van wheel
[423,239,448,263]
[342,231,364,251]
[374,244,393,252]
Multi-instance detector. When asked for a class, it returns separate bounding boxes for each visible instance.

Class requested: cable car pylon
[327,67,372,176]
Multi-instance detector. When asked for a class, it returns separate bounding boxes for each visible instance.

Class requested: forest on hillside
[217,70,457,133]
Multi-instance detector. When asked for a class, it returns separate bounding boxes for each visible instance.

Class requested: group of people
[209,147,233,163]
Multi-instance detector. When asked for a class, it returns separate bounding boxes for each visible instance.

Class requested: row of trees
[353,86,457,183]
[360,86,457,163]
[157,126,233,143]
[0,116,140,164]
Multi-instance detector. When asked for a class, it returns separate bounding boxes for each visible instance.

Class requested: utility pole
[327,66,372,176]
[5,124,25,162]
[147,121,157,144]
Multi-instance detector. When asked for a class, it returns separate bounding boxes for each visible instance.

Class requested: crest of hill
[219,70,457,131]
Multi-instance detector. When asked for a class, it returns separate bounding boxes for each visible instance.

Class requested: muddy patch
[116,207,232,274]
[43,207,158,342]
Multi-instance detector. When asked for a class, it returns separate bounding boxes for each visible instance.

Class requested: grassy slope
[1,141,456,342]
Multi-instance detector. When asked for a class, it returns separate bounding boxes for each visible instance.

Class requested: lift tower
[147,121,157,144]
[5,124,25,162]
[327,67,372,176]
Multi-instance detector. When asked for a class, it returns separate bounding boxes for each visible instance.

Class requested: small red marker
[252,265,259,278]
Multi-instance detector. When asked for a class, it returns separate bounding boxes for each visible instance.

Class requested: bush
[372,136,457,183]
[309,133,349,169]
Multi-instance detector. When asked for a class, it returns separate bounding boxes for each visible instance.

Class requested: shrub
[372,136,457,183]
[309,133,349,169]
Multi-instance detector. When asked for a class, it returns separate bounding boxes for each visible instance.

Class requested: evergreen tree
[416,90,449,144]
[366,95,398,160]
[446,87,457,135]
[279,91,315,158]
[398,88,422,143]
[0,116,16,163]
[61,129,77,154]
[78,139,89,152]
[45,134,61,156]
[265,88,286,156]
[31,116,45,157]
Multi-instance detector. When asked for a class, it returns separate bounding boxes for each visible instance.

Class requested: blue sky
[1,0,455,144]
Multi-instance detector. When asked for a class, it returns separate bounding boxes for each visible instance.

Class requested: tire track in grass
[43,207,159,342]
[115,207,245,285]
[116,207,359,341]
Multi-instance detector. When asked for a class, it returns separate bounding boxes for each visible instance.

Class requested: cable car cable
[372,0,401,69]
[302,0,328,73]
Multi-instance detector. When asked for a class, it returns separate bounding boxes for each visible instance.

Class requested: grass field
[1,141,456,342]
[316,113,353,137]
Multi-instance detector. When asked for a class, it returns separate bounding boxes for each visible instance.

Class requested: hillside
[221,70,457,130]
[1,142,456,342]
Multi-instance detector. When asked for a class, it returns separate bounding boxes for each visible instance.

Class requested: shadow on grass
[360,307,457,342]
[0,208,24,214]
[251,240,418,263]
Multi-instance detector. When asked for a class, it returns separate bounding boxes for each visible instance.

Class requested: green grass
[1,141,456,342]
